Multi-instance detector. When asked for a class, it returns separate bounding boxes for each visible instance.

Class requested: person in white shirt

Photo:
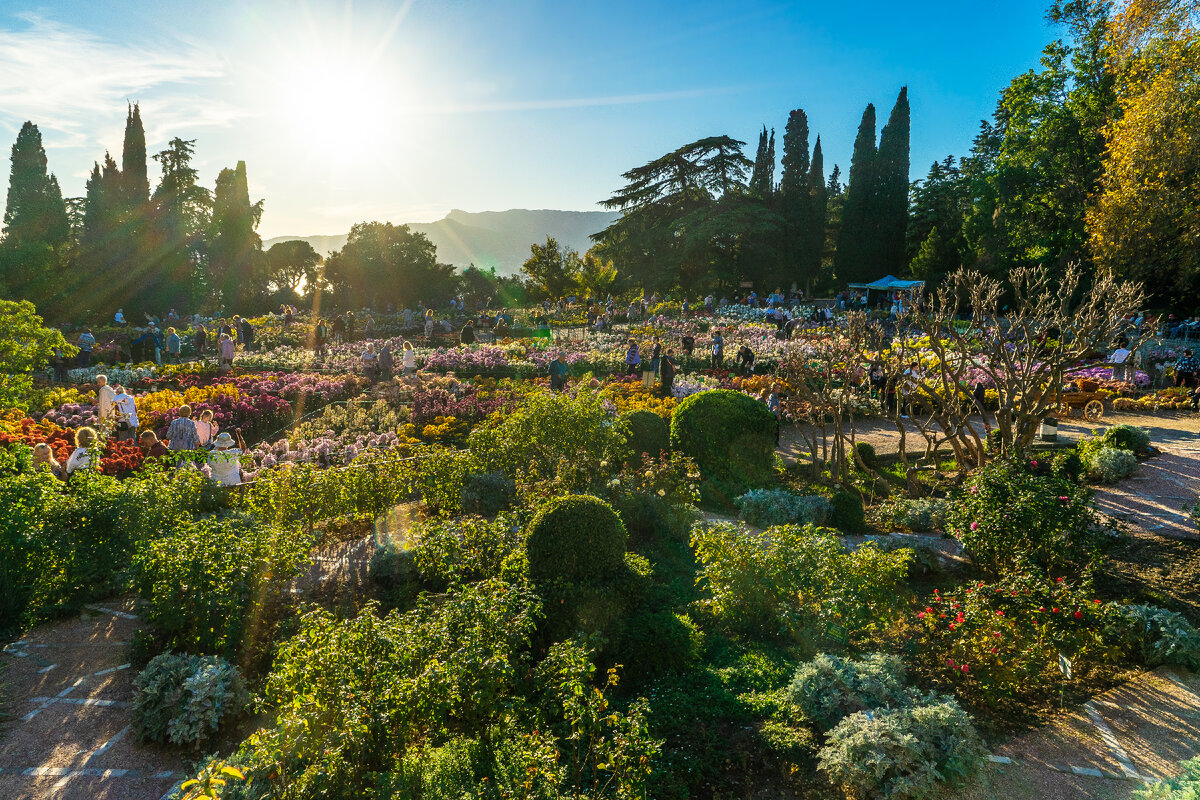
[112,386,138,441]
[95,375,116,423]
[1111,342,1133,382]
[402,340,417,374]
[206,432,243,486]
[66,427,99,475]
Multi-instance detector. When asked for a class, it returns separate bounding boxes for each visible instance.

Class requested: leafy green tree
[1090,25,1200,305]
[207,161,265,311]
[0,299,70,408]
[265,240,321,299]
[576,249,617,296]
[876,87,911,275]
[323,221,453,308]
[148,138,212,311]
[962,1,1115,278]
[906,156,968,283]
[521,236,580,299]
[595,136,759,290]
[834,104,878,283]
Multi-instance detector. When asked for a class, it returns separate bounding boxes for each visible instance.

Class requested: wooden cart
[1049,389,1106,422]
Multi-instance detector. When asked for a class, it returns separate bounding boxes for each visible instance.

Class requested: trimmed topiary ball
[527,494,628,583]
[618,409,671,464]
[669,389,776,497]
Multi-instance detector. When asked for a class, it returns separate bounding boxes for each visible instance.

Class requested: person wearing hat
[207,431,244,487]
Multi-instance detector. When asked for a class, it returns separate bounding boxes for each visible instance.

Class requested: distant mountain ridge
[264,208,619,275]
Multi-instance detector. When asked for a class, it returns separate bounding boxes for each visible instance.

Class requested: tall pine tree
[876,87,911,275]
[0,121,70,308]
[148,138,212,311]
[779,109,814,288]
[749,126,775,198]
[834,104,877,283]
[208,161,265,311]
[121,103,149,210]
[79,153,130,314]
[805,136,828,291]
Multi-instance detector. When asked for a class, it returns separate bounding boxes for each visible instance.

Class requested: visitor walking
[219,333,235,370]
[625,339,641,376]
[76,328,95,367]
[361,343,379,382]
[460,320,475,346]
[549,352,570,392]
[166,327,181,364]
[424,309,435,339]
[112,385,138,441]
[402,341,417,374]
[659,348,677,398]
[711,331,725,369]
[194,323,208,359]
[378,343,394,379]
[95,374,116,423]
[1175,349,1199,388]
[194,409,217,448]
[166,405,201,467]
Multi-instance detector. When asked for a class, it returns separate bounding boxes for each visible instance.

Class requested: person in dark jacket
[460,321,476,346]
[659,348,677,397]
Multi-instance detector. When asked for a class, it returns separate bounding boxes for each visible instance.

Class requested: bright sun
[273,50,406,161]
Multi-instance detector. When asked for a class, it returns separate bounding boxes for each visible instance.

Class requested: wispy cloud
[0,13,239,150]
[413,86,743,115]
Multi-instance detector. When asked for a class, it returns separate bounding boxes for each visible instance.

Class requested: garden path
[0,598,187,800]
[955,666,1200,800]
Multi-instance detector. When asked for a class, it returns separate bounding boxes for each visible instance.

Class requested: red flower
[1074,611,1083,619]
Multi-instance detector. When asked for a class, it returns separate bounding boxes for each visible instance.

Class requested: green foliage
[132,513,316,672]
[787,653,913,732]
[854,441,878,470]
[470,391,622,489]
[868,497,951,532]
[818,697,985,800]
[458,471,516,517]
[912,573,1116,709]
[949,459,1107,577]
[323,221,456,309]
[617,409,670,465]
[527,495,627,585]
[734,489,831,528]
[595,453,700,543]
[132,653,248,746]
[1136,757,1200,800]
[521,235,581,299]
[829,489,866,532]
[1100,424,1152,454]
[0,299,71,408]
[0,468,206,633]
[1079,442,1138,483]
[691,521,911,642]
[669,389,776,502]
[368,539,420,610]
[411,512,528,590]
[618,610,702,678]
[234,585,538,797]
[1111,604,1200,671]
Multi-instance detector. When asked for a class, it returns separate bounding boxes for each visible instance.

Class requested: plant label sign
[1058,653,1072,680]
[825,623,848,645]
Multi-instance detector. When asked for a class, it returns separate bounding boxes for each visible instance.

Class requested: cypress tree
[806,136,827,290]
[779,109,812,287]
[876,87,911,275]
[208,160,264,310]
[834,104,877,283]
[2,121,69,250]
[121,103,149,208]
[749,126,775,198]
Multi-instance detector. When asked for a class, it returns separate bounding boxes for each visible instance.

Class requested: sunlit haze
[0,0,1053,240]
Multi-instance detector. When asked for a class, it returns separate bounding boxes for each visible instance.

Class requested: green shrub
[132,514,316,673]
[527,495,627,584]
[1079,441,1138,483]
[1101,424,1151,455]
[132,653,248,746]
[830,489,865,532]
[618,409,671,464]
[458,471,516,516]
[868,497,950,532]
[912,572,1114,709]
[1111,604,1200,671]
[1050,450,1085,483]
[232,584,538,797]
[787,653,913,731]
[1136,757,1200,799]
[617,610,702,678]
[412,512,528,589]
[691,522,911,641]
[734,489,831,528]
[855,441,878,470]
[369,540,421,609]
[949,460,1108,577]
[818,697,985,800]
[670,389,776,500]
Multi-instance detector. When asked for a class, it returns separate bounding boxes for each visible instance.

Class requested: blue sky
[0,1,1055,239]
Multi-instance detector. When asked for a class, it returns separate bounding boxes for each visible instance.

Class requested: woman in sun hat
[207,431,244,487]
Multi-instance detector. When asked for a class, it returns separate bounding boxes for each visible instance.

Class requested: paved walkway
[0,599,187,800]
